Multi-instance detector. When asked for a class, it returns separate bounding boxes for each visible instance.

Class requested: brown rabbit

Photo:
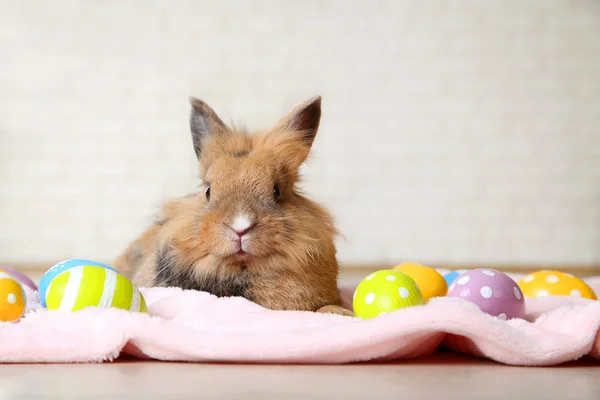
[113,95,353,316]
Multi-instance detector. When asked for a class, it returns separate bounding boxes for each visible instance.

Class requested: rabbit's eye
[205,185,211,201]
[273,184,281,202]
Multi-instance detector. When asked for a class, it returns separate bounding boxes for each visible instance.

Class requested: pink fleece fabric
[1,272,599,365]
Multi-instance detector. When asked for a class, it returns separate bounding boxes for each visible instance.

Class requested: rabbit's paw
[316,305,354,317]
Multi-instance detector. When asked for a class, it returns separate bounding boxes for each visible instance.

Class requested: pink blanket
[1,272,599,366]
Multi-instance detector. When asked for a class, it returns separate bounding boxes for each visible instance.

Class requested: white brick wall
[0,0,599,269]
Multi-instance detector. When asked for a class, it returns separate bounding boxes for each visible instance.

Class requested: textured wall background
[0,0,599,269]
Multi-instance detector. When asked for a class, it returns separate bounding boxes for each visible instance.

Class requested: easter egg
[518,270,597,300]
[0,266,37,291]
[447,269,525,320]
[443,269,468,286]
[39,259,117,307]
[353,270,424,319]
[0,269,27,322]
[393,262,448,301]
[45,265,147,313]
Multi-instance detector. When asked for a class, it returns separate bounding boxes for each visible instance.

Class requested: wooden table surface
[1,352,598,399]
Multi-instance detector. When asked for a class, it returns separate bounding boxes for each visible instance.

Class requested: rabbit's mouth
[228,242,250,259]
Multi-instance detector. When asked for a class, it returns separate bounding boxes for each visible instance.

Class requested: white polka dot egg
[447,269,525,320]
[352,270,424,319]
[518,270,597,300]
[0,269,27,322]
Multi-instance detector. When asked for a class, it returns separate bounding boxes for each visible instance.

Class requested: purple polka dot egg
[447,268,525,320]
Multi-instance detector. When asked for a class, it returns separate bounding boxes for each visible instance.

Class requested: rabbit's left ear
[189,97,230,159]
[271,96,321,147]
[267,96,322,167]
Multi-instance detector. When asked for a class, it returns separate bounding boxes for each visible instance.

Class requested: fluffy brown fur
[113,95,352,316]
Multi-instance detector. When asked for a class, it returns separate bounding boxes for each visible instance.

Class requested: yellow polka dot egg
[393,262,448,301]
[518,270,597,300]
[0,269,27,322]
[353,270,424,319]
[42,260,147,313]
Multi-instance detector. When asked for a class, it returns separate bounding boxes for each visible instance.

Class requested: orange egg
[393,262,448,301]
[0,269,27,322]
[518,270,597,300]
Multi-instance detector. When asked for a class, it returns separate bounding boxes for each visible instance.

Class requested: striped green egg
[45,265,147,313]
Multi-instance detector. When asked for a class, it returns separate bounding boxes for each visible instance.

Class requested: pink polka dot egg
[447,268,525,320]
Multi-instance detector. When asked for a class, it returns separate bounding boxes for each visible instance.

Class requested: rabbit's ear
[189,97,229,158]
[267,96,322,168]
[270,96,322,148]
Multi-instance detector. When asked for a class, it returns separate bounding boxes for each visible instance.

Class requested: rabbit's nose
[228,214,255,237]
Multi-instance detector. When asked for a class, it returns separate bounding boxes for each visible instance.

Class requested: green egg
[352,270,424,319]
[45,265,147,313]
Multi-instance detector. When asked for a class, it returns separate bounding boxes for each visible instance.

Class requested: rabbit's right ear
[189,97,229,158]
